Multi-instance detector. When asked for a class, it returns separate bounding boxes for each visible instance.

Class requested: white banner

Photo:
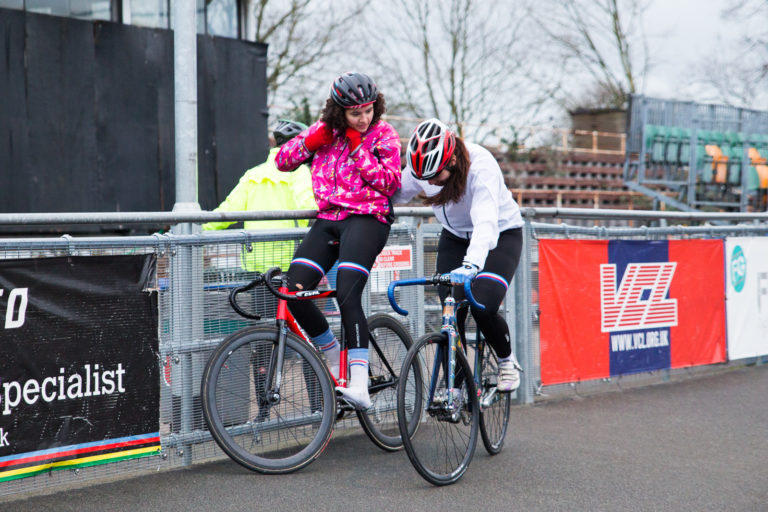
[372,245,412,272]
[725,237,768,359]
[370,245,412,293]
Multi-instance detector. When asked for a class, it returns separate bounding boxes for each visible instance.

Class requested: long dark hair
[423,137,470,206]
[320,92,387,133]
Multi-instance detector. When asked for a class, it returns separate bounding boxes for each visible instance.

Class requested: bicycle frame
[229,267,350,393]
[388,275,489,415]
[431,295,463,415]
[208,264,415,465]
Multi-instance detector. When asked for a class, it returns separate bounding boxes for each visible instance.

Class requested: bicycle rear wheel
[397,333,479,486]
[357,313,420,451]
[477,338,511,455]
[201,326,335,474]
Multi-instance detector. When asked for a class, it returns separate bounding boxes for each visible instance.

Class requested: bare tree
[243,0,365,115]
[366,0,540,139]
[536,0,653,110]
[695,0,768,108]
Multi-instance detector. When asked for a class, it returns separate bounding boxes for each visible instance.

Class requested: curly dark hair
[320,92,387,133]
[422,137,470,207]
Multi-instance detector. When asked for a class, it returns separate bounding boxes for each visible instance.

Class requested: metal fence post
[688,117,698,207]
[514,217,534,404]
[169,229,203,467]
[503,240,517,392]
[638,97,648,184]
[170,0,202,467]
[415,220,425,337]
[740,119,753,213]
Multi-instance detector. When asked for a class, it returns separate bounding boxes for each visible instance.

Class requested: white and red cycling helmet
[406,118,456,180]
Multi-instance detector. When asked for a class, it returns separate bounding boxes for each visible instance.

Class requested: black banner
[0,255,160,481]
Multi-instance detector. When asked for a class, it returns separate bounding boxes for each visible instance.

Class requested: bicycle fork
[261,281,297,408]
[263,324,288,408]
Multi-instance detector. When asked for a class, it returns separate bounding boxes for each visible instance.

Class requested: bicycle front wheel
[477,339,511,454]
[357,313,419,451]
[397,333,479,486]
[201,326,335,474]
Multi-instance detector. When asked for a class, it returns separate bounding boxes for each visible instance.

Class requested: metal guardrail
[2,206,768,226]
[1,207,767,498]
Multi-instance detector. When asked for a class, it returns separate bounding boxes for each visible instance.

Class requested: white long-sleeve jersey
[392,142,523,269]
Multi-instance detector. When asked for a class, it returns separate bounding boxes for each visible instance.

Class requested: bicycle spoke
[201,327,335,474]
[357,314,415,451]
[398,333,478,486]
[477,339,510,455]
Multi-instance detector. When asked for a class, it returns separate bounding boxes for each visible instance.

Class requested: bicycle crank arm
[480,387,498,409]
[367,376,396,393]
[336,397,361,413]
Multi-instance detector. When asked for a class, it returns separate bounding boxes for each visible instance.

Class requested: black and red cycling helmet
[406,118,456,180]
[330,72,378,108]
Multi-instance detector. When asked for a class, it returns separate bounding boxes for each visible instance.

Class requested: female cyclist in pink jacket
[275,72,401,409]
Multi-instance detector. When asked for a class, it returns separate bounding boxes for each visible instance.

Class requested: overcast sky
[643,0,742,101]
[270,0,760,136]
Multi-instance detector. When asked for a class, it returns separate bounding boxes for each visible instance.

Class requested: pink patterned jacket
[275,120,402,224]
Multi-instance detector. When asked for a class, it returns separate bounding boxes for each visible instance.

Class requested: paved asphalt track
[2,364,767,512]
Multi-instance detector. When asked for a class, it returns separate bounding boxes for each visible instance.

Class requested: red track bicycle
[201,266,418,474]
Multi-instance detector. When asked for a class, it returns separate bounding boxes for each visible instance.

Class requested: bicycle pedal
[338,399,361,413]
[335,391,356,411]
[335,389,372,411]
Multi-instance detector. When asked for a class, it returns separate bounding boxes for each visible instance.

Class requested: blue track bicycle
[388,273,511,486]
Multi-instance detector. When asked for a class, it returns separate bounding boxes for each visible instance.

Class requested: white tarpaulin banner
[725,237,768,360]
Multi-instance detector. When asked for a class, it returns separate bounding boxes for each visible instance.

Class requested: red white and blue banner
[539,239,726,386]
[0,255,160,481]
[725,237,768,360]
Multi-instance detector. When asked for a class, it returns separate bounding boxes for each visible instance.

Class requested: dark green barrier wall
[0,9,268,232]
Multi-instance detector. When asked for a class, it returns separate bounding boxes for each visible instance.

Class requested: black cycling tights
[286,216,390,349]
[436,228,523,359]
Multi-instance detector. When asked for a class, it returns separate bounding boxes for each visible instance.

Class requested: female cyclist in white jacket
[392,118,524,391]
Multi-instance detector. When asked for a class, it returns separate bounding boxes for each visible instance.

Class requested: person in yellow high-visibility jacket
[203,120,317,272]
[202,120,318,422]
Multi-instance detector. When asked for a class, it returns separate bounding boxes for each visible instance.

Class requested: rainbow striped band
[0,433,160,482]
[337,262,370,276]
[476,272,509,289]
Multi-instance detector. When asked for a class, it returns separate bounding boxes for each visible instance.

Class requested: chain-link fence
[0,208,766,497]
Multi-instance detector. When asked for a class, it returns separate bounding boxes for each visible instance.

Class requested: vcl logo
[1,288,28,329]
[600,263,678,332]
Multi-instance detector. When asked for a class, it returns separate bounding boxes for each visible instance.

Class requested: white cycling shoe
[335,386,372,410]
[497,360,521,392]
